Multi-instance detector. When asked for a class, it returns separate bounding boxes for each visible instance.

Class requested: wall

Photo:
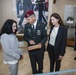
[0,0,17,30]
[0,0,3,30]
[0,0,76,29]
[52,0,76,21]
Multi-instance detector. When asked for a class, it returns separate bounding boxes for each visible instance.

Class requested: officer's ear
[32,15,36,20]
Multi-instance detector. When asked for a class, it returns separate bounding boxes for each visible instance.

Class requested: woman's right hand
[19,55,23,60]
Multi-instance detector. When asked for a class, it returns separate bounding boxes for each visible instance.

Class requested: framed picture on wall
[16,0,49,34]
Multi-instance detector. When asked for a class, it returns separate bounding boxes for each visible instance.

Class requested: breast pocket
[37,30,41,35]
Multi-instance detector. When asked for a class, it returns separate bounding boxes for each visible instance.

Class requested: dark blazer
[48,25,67,56]
[24,21,47,54]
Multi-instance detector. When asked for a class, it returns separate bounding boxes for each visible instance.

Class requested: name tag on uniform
[37,30,41,35]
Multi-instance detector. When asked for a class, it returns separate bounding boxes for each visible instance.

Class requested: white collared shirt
[49,26,59,46]
[33,20,37,29]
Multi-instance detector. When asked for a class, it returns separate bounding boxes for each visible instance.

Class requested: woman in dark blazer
[47,13,67,72]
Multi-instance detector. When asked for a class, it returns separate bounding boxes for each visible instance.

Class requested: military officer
[24,10,47,74]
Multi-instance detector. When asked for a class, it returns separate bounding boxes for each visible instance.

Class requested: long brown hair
[49,13,64,26]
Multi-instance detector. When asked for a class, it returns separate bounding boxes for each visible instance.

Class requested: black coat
[24,21,47,54]
[47,25,67,56]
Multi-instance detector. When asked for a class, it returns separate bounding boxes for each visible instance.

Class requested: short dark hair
[0,19,17,35]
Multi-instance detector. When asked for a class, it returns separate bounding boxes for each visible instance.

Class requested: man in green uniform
[24,10,47,74]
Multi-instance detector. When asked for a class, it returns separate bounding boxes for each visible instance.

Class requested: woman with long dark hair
[0,19,23,75]
[47,13,67,72]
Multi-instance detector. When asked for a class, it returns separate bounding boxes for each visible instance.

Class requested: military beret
[25,10,34,18]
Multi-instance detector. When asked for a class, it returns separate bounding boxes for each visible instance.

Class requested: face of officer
[26,15,36,24]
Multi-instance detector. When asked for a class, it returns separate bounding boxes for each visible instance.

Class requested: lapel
[28,24,35,33]
[27,24,34,37]
[55,26,62,45]
[48,25,54,41]
[34,21,40,35]
[50,25,54,34]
